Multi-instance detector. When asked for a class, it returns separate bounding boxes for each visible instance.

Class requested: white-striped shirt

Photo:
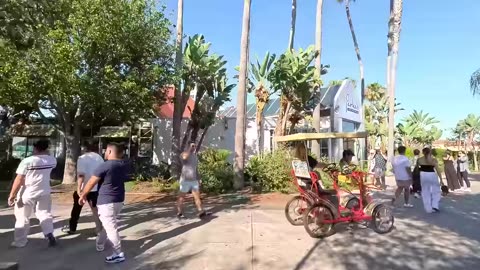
[16,155,57,198]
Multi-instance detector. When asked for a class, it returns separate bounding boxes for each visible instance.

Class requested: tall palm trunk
[311,0,324,158]
[288,0,297,50]
[171,0,184,178]
[275,0,297,138]
[234,0,252,190]
[344,0,364,105]
[387,0,402,162]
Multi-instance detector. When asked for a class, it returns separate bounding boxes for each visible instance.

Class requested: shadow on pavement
[0,193,256,270]
[287,190,480,270]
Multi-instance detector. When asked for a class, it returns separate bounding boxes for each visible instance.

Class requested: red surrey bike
[302,164,394,238]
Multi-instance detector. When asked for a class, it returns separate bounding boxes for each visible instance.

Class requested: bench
[0,263,19,270]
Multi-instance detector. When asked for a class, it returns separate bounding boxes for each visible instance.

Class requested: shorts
[374,168,385,178]
[179,180,200,193]
[74,191,98,207]
[396,180,412,188]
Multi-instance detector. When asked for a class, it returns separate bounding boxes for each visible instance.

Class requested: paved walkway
[1,176,480,270]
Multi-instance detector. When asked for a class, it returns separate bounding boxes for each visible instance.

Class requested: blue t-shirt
[94,159,132,205]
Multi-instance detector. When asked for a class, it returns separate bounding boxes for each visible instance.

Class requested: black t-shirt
[94,159,132,205]
[307,155,318,169]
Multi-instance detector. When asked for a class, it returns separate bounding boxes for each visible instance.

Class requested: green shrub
[198,148,234,194]
[133,158,170,182]
[405,148,414,159]
[245,149,292,193]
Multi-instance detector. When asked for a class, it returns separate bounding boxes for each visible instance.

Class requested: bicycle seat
[316,186,337,196]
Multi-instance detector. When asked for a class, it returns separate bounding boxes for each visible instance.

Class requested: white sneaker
[10,241,27,248]
[105,252,125,264]
[403,204,414,208]
[414,193,421,198]
[464,188,471,192]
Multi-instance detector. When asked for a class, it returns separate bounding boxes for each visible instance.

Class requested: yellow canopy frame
[274,131,368,142]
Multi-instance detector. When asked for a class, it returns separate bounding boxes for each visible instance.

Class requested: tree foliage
[1,0,175,183]
[180,35,234,149]
[396,110,442,147]
[270,46,320,135]
[363,83,402,149]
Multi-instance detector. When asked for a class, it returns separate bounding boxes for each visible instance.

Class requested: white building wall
[151,117,264,164]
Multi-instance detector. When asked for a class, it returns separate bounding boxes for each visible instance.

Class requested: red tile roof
[154,86,194,119]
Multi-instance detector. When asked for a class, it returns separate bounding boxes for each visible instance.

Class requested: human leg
[12,198,33,247]
[458,171,465,188]
[98,203,124,262]
[431,180,441,211]
[403,186,411,205]
[177,180,191,216]
[87,192,102,235]
[462,171,471,188]
[36,195,56,246]
[420,177,433,213]
[64,191,83,233]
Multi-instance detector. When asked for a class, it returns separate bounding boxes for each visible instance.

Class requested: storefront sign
[345,94,359,114]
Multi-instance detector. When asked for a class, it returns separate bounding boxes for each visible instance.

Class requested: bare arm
[81,176,101,197]
[434,159,442,180]
[77,175,84,194]
[8,174,26,205]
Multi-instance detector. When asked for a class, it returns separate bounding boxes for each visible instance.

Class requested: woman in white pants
[418,148,443,213]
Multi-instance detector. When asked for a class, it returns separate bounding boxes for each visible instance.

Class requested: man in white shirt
[391,146,413,208]
[8,139,57,248]
[62,140,104,236]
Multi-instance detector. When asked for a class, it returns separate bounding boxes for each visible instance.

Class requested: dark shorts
[73,191,99,207]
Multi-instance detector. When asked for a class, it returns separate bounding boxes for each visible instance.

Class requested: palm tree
[337,0,364,105]
[248,52,276,154]
[311,0,324,157]
[171,0,184,177]
[365,82,385,102]
[470,69,480,95]
[386,0,403,161]
[288,0,297,50]
[402,110,440,129]
[234,0,252,190]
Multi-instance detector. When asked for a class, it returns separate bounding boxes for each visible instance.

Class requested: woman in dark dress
[443,151,461,192]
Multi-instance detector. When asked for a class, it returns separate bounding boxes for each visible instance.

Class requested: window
[342,120,358,133]
[320,139,328,158]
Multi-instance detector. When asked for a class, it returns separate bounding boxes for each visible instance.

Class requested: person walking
[457,151,471,192]
[418,147,442,213]
[411,149,421,198]
[62,140,104,235]
[79,143,132,264]
[8,139,57,248]
[176,142,207,218]
[443,151,461,192]
[391,146,413,207]
[373,147,387,190]
[367,149,376,184]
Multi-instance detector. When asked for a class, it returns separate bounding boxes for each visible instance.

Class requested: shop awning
[95,126,131,138]
[274,132,368,142]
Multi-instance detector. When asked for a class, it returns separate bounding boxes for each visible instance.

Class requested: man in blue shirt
[79,142,132,264]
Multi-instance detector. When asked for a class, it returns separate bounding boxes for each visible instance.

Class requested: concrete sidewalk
[1,177,480,270]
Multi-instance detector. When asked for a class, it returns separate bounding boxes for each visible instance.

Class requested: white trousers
[14,195,54,246]
[420,172,441,213]
[97,202,123,254]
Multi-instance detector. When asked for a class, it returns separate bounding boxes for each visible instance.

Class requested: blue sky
[163,0,480,138]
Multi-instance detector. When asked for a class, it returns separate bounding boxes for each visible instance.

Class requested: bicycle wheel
[285,195,310,226]
[303,203,335,238]
[370,204,394,234]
